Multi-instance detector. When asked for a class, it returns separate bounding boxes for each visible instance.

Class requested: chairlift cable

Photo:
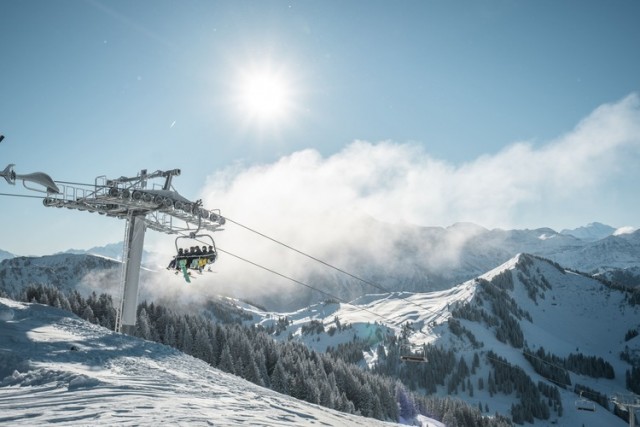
[10,177,621,389]
[223,215,453,324]
[40,179,507,325]
[194,226,626,391]
[28,181,445,323]
[224,216,390,292]
[174,230,429,334]
[0,192,46,199]
[3,181,622,393]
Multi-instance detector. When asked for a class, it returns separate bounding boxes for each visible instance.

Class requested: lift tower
[613,394,640,427]
[42,169,225,334]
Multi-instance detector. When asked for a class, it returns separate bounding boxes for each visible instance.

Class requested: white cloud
[613,226,638,236]
[195,93,640,304]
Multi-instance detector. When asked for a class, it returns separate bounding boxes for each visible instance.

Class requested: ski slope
[0,298,440,426]
[251,254,638,426]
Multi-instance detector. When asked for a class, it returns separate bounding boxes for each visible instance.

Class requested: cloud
[613,226,638,236]
[194,93,640,307]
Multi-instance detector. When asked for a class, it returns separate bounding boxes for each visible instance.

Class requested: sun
[233,64,296,126]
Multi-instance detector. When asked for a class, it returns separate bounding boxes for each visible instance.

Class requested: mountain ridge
[2,252,638,425]
[560,222,618,241]
[2,221,639,312]
[252,253,639,425]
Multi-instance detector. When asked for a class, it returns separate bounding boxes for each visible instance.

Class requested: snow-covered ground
[2,251,637,426]
[0,298,445,426]
[248,254,639,426]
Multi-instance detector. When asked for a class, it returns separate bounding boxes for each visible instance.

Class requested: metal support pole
[38,168,222,334]
[119,214,146,335]
[613,394,640,427]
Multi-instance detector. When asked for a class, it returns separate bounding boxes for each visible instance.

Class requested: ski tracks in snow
[0,298,398,426]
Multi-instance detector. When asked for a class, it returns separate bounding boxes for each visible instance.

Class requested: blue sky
[1,0,639,256]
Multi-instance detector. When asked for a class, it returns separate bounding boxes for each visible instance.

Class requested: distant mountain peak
[446,222,488,234]
[61,241,125,261]
[0,249,15,262]
[560,222,616,241]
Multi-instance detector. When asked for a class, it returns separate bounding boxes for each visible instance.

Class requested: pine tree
[136,308,152,340]
[163,324,176,347]
[396,382,417,420]
[192,328,213,363]
[270,359,288,394]
[81,305,95,323]
[243,353,264,387]
[218,343,235,375]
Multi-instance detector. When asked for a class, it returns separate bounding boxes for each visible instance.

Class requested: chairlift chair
[400,354,428,363]
[174,233,218,271]
[575,392,596,412]
[400,344,428,363]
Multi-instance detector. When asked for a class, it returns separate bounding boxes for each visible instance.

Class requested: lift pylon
[612,393,640,427]
[42,169,225,333]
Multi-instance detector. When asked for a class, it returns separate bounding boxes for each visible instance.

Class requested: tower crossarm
[37,168,223,334]
[42,172,225,234]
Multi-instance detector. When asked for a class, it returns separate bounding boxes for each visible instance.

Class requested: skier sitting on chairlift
[207,246,217,263]
[170,241,218,275]
[167,248,184,270]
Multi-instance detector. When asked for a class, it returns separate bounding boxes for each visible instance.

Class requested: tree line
[10,284,511,427]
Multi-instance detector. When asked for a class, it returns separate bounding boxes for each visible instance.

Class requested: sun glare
[234,64,296,126]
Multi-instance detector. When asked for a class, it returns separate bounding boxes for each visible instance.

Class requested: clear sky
[1,0,639,256]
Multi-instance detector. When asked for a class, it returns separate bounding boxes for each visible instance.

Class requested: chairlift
[575,392,596,412]
[400,343,428,363]
[174,233,218,270]
[168,232,218,284]
[400,354,428,363]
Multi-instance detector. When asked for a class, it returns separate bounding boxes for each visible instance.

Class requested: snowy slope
[552,230,640,273]
[0,249,14,262]
[61,241,157,267]
[0,254,121,297]
[560,222,617,241]
[4,222,639,313]
[248,254,639,426]
[62,242,126,261]
[465,255,639,425]
[239,223,640,310]
[0,297,413,426]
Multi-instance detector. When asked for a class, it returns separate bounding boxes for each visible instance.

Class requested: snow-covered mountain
[60,241,158,267]
[0,249,14,262]
[416,223,640,279]
[239,254,640,426]
[278,223,640,311]
[552,231,640,273]
[0,254,121,297]
[560,222,617,241]
[0,297,418,426]
[2,222,639,312]
[3,250,639,425]
[61,242,127,261]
